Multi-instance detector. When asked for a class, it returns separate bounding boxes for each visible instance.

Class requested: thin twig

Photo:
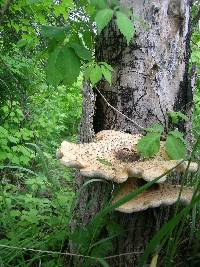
[104,251,143,259]
[95,88,145,131]
[0,244,97,259]
[0,244,142,259]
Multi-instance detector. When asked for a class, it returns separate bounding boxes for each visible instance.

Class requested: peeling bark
[70,0,194,266]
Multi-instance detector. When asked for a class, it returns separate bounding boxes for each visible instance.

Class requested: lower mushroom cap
[113,179,194,213]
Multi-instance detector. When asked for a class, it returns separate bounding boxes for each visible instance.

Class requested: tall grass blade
[138,193,200,267]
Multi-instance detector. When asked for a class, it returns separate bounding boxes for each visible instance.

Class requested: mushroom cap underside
[113,179,194,213]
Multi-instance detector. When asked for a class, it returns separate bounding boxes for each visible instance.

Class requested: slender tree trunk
[71,0,194,266]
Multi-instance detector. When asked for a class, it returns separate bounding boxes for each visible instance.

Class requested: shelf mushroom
[57,130,198,213]
[112,178,194,213]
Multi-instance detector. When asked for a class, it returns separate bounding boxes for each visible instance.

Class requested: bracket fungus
[57,130,197,184]
[58,130,197,213]
[112,179,194,213]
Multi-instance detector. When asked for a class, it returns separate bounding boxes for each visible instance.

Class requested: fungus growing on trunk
[58,130,197,213]
[112,179,194,213]
[57,130,197,184]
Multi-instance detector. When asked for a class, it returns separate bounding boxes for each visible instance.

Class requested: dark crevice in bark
[93,89,118,133]
[173,2,193,136]
[93,93,105,133]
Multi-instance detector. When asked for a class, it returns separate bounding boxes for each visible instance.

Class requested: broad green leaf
[100,62,113,71]
[146,123,164,133]
[46,47,62,87]
[169,130,185,143]
[85,4,96,16]
[71,43,92,61]
[41,25,68,41]
[82,30,93,49]
[137,132,161,158]
[95,8,114,34]
[90,0,108,9]
[17,39,28,47]
[89,65,102,85]
[101,65,112,84]
[116,11,135,44]
[56,46,81,85]
[111,0,120,8]
[165,134,186,160]
[119,6,132,18]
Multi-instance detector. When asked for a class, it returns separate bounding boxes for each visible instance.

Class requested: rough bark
[71,0,194,266]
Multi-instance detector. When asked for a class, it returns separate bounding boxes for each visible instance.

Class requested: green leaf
[165,134,186,160]
[0,126,8,136]
[137,133,161,158]
[119,6,132,17]
[89,65,102,85]
[146,123,164,133]
[101,65,112,84]
[90,0,108,10]
[10,210,21,217]
[0,151,8,161]
[82,31,93,49]
[8,135,19,143]
[56,46,81,86]
[71,43,92,61]
[17,39,29,47]
[116,11,135,44]
[46,47,63,86]
[41,25,68,41]
[169,130,185,142]
[100,62,113,71]
[95,8,114,34]
[167,111,189,124]
[110,0,120,8]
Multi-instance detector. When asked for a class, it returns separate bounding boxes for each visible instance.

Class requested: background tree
[72,0,197,266]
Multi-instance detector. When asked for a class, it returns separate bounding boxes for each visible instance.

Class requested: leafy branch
[137,117,188,160]
[41,0,135,88]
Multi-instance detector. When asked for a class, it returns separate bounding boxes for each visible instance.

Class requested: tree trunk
[71,0,194,266]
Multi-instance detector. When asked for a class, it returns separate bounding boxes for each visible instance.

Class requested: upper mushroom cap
[113,178,194,213]
[58,130,198,184]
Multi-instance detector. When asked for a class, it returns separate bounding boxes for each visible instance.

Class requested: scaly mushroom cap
[113,179,194,213]
[58,130,198,184]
